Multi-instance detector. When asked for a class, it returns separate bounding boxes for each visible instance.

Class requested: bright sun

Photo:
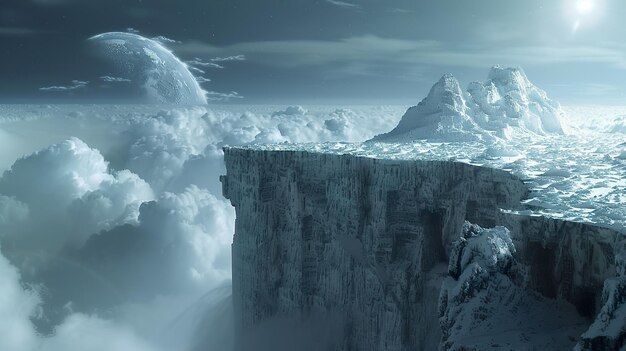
[576,0,594,14]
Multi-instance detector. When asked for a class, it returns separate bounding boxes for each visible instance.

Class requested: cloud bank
[0,103,403,350]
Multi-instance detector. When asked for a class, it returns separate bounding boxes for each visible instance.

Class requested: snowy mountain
[373,66,566,142]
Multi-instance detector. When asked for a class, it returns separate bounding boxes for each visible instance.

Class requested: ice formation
[373,66,566,142]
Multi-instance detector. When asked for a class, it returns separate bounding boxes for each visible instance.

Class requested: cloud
[326,0,361,9]
[389,8,413,14]
[186,58,224,69]
[0,27,43,36]
[41,314,158,351]
[153,36,181,44]
[187,65,206,74]
[177,36,626,80]
[100,76,131,83]
[122,108,212,191]
[0,244,158,351]
[0,138,154,252]
[210,55,246,62]
[39,80,89,92]
[0,246,39,351]
[205,91,244,101]
[74,185,234,299]
[0,104,403,351]
[195,76,212,84]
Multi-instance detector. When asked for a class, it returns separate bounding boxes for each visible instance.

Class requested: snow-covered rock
[577,243,626,350]
[440,222,587,351]
[373,66,565,142]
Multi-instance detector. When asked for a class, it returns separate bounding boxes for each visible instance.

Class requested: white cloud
[177,36,626,80]
[0,104,403,351]
[100,76,131,83]
[0,247,39,351]
[123,108,212,191]
[186,58,224,69]
[40,314,158,351]
[205,91,244,101]
[210,55,246,62]
[0,138,154,252]
[152,35,181,44]
[187,65,206,74]
[326,0,360,9]
[39,80,89,92]
[75,185,234,297]
[195,76,212,84]
[0,242,159,351]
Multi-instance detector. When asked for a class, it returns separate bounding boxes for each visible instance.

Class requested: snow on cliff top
[372,66,566,142]
[236,130,626,233]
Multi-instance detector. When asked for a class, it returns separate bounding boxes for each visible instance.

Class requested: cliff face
[221,148,624,351]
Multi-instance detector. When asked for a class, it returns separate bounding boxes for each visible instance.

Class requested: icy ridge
[373,66,565,142]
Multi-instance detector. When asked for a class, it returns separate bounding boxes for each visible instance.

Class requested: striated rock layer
[221,148,624,351]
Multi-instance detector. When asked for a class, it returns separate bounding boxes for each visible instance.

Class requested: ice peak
[487,65,534,96]
[423,73,465,112]
[373,66,566,142]
[436,73,461,90]
[488,65,528,82]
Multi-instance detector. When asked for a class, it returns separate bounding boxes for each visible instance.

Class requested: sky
[1,0,626,104]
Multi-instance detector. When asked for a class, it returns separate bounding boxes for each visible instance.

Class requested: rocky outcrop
[221,148,624,351]
[440,222,588,350]
[577,241,626,350]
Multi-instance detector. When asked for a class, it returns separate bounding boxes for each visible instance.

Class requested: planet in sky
[89,32,207,105]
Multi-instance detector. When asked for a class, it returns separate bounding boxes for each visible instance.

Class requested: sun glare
[576,0,594,14]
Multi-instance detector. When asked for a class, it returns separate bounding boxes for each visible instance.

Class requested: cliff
[221,148,624,351]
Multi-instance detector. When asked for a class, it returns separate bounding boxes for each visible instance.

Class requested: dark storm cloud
[1,0,626,103]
